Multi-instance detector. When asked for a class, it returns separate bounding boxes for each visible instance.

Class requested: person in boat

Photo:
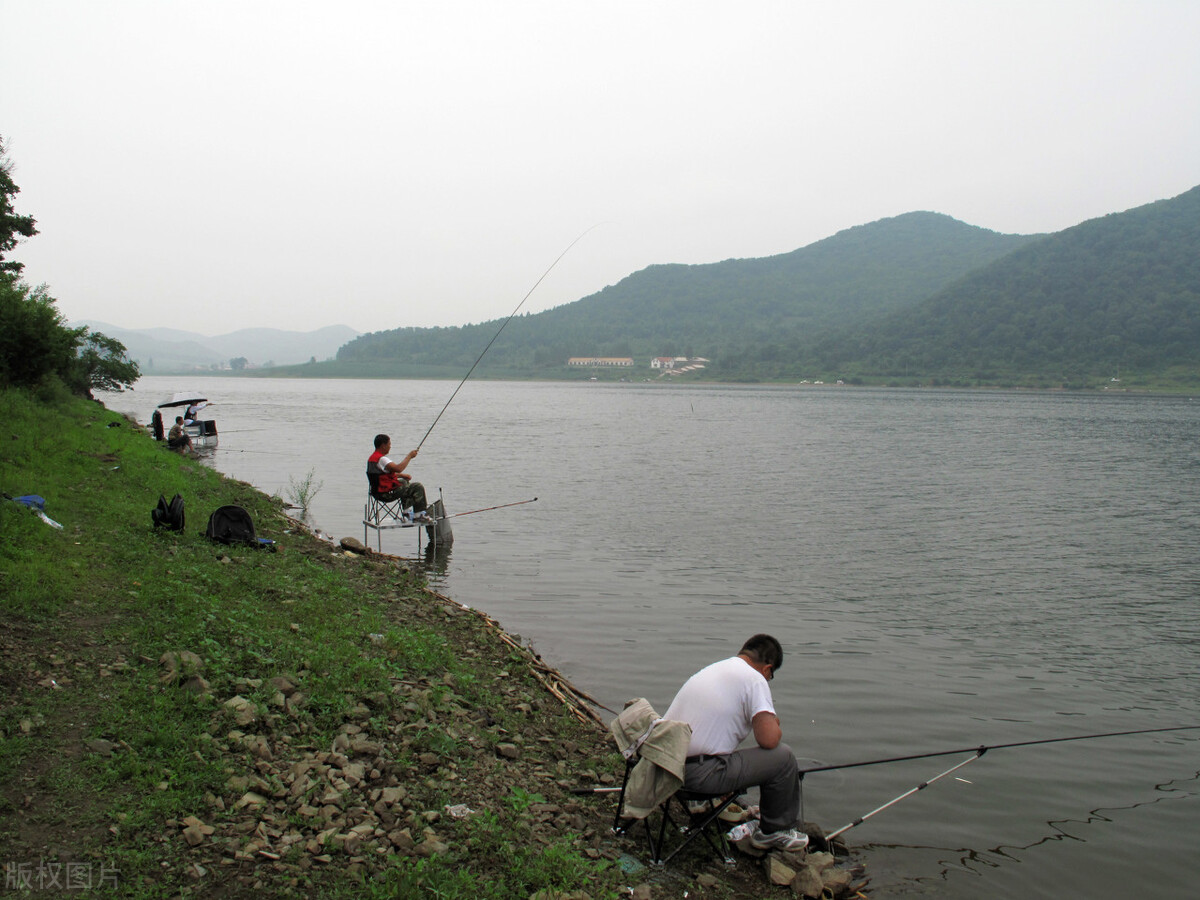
[663,633,807,852]
[367,434,430,521]
[184,403,201,424]
[167,416,193,453]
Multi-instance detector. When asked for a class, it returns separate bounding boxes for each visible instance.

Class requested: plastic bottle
[727,821,756,841]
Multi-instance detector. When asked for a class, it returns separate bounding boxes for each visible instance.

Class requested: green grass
[0,385,630,899]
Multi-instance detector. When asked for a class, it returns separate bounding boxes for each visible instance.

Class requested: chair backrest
[366,468,384,498]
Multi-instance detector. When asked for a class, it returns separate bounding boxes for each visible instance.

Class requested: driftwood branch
[423,587,608,727]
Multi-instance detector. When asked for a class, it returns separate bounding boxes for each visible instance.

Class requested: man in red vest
[367,434,429,521]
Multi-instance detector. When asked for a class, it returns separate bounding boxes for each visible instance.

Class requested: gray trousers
[681,743,799,832]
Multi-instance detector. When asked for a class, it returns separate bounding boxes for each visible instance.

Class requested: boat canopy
[156,392,209,410]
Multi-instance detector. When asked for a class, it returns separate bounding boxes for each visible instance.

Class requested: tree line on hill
[331,186,1199,388]
[0,137,139,398]
[337,212,1038,377]
[808,186,1200,386]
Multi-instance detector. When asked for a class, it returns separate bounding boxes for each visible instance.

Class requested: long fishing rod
[798,724,1200,777]
[799,724,1200,843]
[823,751,984,842]
[568,726,1200,823]
[445,497,538,519]
[417,225,600,450]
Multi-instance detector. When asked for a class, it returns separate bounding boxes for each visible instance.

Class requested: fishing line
[417,224,601,450]
[445,498,538,519]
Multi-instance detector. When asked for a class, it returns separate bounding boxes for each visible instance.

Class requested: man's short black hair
[373,434,390,449]
[740,634,783,670]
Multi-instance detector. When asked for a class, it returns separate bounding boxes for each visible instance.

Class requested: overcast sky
[2,1,1198,337]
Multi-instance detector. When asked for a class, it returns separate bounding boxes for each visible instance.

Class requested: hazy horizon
[3,1,1197,335]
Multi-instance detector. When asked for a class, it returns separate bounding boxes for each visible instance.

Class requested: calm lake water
[105,377,1200,898]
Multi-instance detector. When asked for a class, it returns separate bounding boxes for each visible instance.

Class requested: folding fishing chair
[363,470,417,551]
[609,699,740,867]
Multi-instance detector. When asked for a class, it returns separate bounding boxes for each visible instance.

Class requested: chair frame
[611,756,739,867]
[363,470,421,552]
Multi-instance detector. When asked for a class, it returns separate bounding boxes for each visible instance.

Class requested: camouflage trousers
[378,480,427,512]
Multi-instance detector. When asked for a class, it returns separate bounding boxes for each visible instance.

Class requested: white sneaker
[748,823,809,852]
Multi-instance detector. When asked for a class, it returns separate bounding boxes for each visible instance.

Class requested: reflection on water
[422,541,453,578]
[103,379,1200,899]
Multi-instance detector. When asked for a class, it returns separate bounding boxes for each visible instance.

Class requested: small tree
[230,356,248,371]
[72,329,140,395]
[0,136,38,281]
[0,280,75,387]
[0,138,137,397]
[0,280,139,396]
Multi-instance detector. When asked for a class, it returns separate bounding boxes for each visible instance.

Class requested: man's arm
[752,710,781,750]
[386,449,418,477]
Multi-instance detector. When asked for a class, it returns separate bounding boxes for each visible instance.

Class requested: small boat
[150,392,219,449]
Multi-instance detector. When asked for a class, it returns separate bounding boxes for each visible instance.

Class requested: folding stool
[609,699,740,867]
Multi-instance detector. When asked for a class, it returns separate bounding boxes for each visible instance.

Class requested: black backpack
[205,505,256,545]
[152,493,186,532]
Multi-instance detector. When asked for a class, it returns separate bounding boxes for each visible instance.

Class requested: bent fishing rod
[417,225,600,451]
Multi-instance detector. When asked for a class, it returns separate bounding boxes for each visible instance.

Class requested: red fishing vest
[368,450,398,492]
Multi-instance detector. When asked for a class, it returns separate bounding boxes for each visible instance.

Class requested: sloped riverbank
[0,386,864,898]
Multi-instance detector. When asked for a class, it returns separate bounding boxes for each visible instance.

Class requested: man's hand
[752,710,781,750]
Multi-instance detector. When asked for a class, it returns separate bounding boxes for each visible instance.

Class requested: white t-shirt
[663,656,776,756]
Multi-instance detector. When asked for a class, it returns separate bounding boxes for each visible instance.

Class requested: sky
[2,1,1198,337]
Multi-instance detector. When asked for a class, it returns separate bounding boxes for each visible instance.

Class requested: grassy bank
[1,385,647,898]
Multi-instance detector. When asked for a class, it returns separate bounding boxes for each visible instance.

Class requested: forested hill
[328,185,1199,387]
[527,211,1035,348]
[810,184,1200,385]
[337,212,1036,372]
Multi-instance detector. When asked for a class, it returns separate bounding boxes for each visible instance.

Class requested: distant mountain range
[317,184,1199,388]
[68,323,359,373]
